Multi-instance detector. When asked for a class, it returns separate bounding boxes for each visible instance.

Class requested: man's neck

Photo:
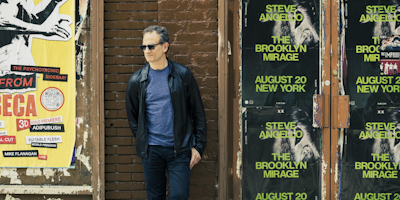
[149,57,168,70]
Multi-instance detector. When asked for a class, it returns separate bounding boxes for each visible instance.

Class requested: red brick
[105,164,117,172]
[169,44,189,54]
[189,185,205,195]
[116,182,146,190]
[117,128,134,136]
[204,77,217,88]
[105,56,146,65]
[117,146,136,154]
[176,33,204,43]
[159,1,188,10]
[105,182,116,190]
[105,47,142,56]
[190,175,216,185]
[175,11,204,21]
[106,191,131,199]
[105,110,118,119]
[105,83,127,92]
[105,30,142,38]
[105,21,157,30]
[117,74,132,82]
[188,22,217,32]
[106,137,132,145]
[117,164,143,173]
[118,110,128,118]
[203,34,218,43]
[105,128,117,136]
[105,65,133,73]
[159,11,175,20]
[105,146,117,154]
[159,22,187,35]
[106,173,132,181]
[132,173,145,181]
[204,109,217,120]
[132,155,142,163]
[105,0,156,2]
[206,130,218,142]
[132,190,147,199]
[206,120,217,131]
[191,54,217,65]
[191,163,217,175]
[105,12,157,21]
[105,39,141,47]
[105,92,126,101]
[106,155,132,164]
[106,119,130,128]
[191,1,218,9]
[105,74,118,82]
[199,88,217,98]
[104,3,157,11]
[105,101,125,110]
[174,55,191,65]
[189,44,217,53]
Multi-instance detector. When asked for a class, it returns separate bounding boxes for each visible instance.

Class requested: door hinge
[313,94,350,128]
[333,95,350,129]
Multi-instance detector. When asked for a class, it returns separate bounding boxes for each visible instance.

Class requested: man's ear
[163,42,169,53]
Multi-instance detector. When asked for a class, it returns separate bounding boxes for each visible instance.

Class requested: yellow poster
[0,0,75,167]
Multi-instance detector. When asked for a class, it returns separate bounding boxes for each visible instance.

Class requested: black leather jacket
[125,59,207,158]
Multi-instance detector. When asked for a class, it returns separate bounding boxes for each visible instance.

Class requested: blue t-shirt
[145,66,174,147]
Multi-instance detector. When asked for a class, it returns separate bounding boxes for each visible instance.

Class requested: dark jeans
[142,145,191,200]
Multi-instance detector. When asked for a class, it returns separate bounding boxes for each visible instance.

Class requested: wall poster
[0,0,75,168]
[342,108,400,200]
[345,0,400,108]
[242,0,320,107]
[242,107,321,200]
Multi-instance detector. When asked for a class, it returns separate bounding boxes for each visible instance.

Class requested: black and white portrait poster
[342,108,400,200]
[242,0,320,107]
[242,107,321,200]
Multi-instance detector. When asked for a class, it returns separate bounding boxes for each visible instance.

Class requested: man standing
[125,25,207,200]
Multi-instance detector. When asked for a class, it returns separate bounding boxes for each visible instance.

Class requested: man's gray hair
[143,25,169,44]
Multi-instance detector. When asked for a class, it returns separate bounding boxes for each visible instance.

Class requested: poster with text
[0,0,75,168]
[242,0,320,107]
[242,107,321,200]
[345,0,400,108]
[341,108,400,200]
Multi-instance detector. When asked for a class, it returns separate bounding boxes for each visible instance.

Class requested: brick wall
[104,0,218,199]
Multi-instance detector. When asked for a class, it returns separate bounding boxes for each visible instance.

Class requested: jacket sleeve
[186,70,207,157]
[126,76,140,138]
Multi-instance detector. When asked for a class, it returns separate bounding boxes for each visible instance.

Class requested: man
[0,0,71,66]
[125,25,207,200]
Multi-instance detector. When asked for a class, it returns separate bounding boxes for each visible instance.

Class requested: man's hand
[190,148,201,170]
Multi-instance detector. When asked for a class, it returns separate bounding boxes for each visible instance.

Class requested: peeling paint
[26,168,42,177]
[61,168,71,176]
[76,117,84,129]
[321,158,328,200]
[76,145,92,172]
[5,194,20,200]
[0,185,93,195]
[83,131,88,149]
[43,168,55,180]
[0,168,21,184]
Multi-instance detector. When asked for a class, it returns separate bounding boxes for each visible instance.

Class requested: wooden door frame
[91,0,105,199]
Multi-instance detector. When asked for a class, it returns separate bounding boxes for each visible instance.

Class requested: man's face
[142,31,167,64]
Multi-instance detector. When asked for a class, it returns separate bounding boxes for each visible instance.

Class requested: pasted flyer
[242,0,319,107]
[0,0,75,168]
[242,107,321,200]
